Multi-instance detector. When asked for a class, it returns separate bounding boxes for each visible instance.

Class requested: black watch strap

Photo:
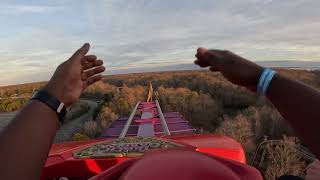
[31,89,66,123]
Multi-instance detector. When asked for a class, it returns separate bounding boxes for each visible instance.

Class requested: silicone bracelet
[257,68,276,95]
[257,69,270,93]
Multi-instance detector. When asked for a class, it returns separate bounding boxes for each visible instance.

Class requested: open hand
[194,48,263,90]
[45,43,105,106]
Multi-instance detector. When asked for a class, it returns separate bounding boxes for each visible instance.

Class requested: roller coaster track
[100,82,317,170]
[101,82,196,138]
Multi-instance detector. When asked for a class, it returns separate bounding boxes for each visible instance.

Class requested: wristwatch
[31,89,67,123]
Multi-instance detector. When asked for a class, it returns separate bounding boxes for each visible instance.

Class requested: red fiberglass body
[42,134,246,179]
[41,101,247,179]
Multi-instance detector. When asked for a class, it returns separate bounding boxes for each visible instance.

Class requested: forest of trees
[1,69,320,179]
[0,82,45,112]
[82,69,320,179]
[0,82,90,121]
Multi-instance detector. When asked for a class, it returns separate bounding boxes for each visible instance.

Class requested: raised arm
[194,47,320,158]
[0,43,105,180]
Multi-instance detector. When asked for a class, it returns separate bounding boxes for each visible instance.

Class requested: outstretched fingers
[82,59,103,70]
[81,55,97,65]
[82,66,105,81]
[83,74,103,89]
[197,47,208,54]
[194,58,210,67]
[194,47,226,71]
[70,43,90,61]
[194,47,208,64]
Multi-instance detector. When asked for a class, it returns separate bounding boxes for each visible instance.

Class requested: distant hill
[256,61,320,70]
[106,60,320,75]
[105,64,201,75]
[1,60,320,87]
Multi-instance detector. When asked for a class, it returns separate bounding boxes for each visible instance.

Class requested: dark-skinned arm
[267,74,320,158]
[0,43,105,180]
[194,47,320,158]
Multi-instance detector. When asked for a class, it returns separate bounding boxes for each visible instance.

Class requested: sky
[0,0,320,86]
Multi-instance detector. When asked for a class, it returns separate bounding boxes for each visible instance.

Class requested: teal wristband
[257,68,276,95]
[257,69,269,93]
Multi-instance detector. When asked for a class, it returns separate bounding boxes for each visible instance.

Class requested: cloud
[85,0,320,61]
[8,5,55,13]
[1,0,320,86]
[0,4,61,15]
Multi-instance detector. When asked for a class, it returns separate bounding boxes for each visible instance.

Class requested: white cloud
[0,4,61,15]
[8,5,55,13]
[1,0,320,85]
